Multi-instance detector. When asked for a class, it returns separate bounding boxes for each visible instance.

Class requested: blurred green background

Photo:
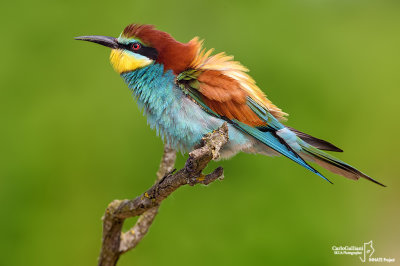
[1,0,399,265]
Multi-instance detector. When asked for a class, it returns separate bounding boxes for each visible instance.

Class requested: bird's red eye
[132,43,141,51]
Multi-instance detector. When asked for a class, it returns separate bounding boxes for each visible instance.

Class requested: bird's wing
[186,44,288,122]
[177,69,268,126]
[176,68,331,183]
[176,41,384,186]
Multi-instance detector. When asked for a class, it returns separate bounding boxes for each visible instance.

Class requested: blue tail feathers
[231,119,333,184]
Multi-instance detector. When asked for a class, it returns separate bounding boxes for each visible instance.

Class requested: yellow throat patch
[110,49,153,73]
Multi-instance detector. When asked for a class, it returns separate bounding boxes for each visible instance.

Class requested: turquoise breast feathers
[121,64,251,156]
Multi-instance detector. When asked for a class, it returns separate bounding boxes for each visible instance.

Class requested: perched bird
[76,24,384,186]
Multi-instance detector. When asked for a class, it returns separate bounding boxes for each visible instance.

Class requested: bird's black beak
[74,35,118,49]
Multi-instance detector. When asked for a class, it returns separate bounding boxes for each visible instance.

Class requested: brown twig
[119,146,176,253]
[98,123,229,266]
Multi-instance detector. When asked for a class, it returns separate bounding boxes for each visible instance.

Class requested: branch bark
[98,123,229,266]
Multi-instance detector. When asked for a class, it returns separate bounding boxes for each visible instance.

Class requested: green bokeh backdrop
[1,0,399,265]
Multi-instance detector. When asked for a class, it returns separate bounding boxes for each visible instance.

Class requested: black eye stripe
[118,42,158,61]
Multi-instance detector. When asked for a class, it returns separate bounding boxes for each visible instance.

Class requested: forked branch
[98,123,229,266]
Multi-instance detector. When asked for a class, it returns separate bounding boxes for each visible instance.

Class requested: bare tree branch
[119,146,176,253]
[98,123,229,266]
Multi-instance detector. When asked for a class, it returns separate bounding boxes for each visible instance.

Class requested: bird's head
[75,24,199,74]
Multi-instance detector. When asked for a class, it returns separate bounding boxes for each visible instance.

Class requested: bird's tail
[298,141,385,187]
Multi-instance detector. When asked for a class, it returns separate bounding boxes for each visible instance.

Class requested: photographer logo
[331,241,395,263]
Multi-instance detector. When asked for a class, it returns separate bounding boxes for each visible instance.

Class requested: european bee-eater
[76,24,384,186]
